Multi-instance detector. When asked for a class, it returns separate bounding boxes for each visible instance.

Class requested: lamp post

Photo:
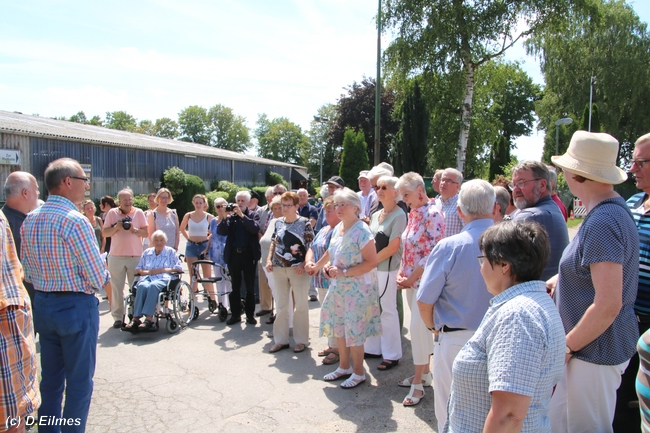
[374,0,381,166]
[589,76,597,132]
[313,116,329,186]
[555,117,574,155]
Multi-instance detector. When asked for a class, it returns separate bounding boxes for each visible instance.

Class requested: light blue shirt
[444,280,566,433]
[135,246,182,282]
[417,218,493,330]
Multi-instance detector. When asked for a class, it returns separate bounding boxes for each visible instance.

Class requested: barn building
[0,110,308,201]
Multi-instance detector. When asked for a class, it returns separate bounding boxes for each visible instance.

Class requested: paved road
[84,237,436,433]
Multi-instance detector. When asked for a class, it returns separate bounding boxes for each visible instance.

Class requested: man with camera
[218,191,261,325]
[102,188,148,328]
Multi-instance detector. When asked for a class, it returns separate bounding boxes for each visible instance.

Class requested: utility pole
[374,0,381,166]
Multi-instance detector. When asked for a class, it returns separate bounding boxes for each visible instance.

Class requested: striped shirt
[21,195,110,294]
[627,192,650,316]
[0,210,40,422]
[435,193,464,237]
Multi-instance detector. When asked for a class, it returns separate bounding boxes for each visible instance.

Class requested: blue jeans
[133,278,168,317]
[33,292,99,433]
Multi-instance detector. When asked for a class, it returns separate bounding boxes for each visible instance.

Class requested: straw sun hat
[551,130,627,185]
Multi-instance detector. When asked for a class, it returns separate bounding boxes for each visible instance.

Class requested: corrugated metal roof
[0,110,303,169]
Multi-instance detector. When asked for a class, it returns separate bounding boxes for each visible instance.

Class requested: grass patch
[567,218,583,229]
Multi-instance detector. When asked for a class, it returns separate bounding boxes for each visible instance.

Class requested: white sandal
[341,373,366,389]
[398,371,433,387]
[403,383,425,406]
[324,367,353,381]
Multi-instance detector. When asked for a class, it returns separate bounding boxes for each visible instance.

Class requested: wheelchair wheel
[208,299,217,314]
[218,304,227,322]
[172,281,195,328]
[124,293,134,323]
[166,318,180,334]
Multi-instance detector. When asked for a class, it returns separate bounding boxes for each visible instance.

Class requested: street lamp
[314,116,329,186]
[555,117,574,155]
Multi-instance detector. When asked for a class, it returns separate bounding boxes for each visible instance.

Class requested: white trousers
[272,267,309,345]
[433,329,475,433]
[364,270,402,360]
[549,357,628,433]
[405,288,434,365]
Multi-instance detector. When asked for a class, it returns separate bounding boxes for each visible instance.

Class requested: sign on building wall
[0,149,21,165]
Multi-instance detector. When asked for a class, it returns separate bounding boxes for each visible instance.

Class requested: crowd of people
[4,129,650,432]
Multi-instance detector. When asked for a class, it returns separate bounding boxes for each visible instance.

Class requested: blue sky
[1,1,648,162]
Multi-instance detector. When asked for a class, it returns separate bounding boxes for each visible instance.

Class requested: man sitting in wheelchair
[124,230,183,332]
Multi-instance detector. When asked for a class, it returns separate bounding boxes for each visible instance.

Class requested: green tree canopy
[305,104,337,183]
[207,104,250,152]
[178,105,210,144]
[395,79,429,176]
[255,114,309,164]
[152,117,179,139]
[339,128,369,187]
[105,111,137,131]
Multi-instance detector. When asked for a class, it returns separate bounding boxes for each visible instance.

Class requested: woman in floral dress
[314,188,380,389]
[396,172,445,406]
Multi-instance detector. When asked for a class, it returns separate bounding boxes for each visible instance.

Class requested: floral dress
[320,220,381,346]
[309,225,334,290]
[400,201,445,288]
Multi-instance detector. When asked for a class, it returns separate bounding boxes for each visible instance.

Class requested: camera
[225,203,235,212]
[121,216,132,231]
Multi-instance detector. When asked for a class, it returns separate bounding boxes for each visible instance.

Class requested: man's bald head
[4,171,39,213]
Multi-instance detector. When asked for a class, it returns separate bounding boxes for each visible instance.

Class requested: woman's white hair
[377,175,402,201]
[396,172,425,192]
[457,180,495,217]
[151,229,168,242]
[214,197,227,208]
[333,187,362,216]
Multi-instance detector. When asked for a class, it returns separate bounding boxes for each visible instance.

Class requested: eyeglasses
[477,255,486,266]
[281,203,295,208]
[508,179,540,190]
[632,159,650,168]
[71,176,90,184]
[375,185,389,191]
[215,205,224,209]
[273,192,284,195]
[440,178,458,184]
[334,203,348,209]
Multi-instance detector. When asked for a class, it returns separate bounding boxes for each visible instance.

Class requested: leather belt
[187,240,208,245]
[442,325,467,332]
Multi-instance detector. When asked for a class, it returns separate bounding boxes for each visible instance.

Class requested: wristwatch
[132,227,137,234]
[343,268,347,275]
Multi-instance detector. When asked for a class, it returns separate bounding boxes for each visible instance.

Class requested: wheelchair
[122,271,196,334]
[189,259,232,322]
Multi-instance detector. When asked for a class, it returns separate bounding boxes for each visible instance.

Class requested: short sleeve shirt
[369,208,407,272]
[103,207,148,257]
[271,217,314,267]
[400,202,445,288]
[555,198,639,365]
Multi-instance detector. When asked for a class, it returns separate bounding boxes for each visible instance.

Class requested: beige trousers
[272,266,310,345]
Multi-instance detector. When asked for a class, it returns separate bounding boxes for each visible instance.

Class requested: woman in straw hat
[547,130,640,433]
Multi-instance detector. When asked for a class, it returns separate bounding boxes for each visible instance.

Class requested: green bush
[206,191,229,214]
[133,194,150,212]
[163,166,186,197]
[266,171,288,188]
[425,186,435,198]
[252,186,269,206]
[215,180,249,202]
[171,174,206,219]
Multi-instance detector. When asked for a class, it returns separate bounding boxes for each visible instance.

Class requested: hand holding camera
[121,216,132,231]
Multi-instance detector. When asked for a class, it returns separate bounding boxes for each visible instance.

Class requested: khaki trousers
[272,266,310,345]
[108,255,140,321]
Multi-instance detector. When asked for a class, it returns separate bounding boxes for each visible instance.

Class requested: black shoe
[246,316,257,325]
[113,320,123,329]
[256,309,272,317]
[309,295,318,302]
[226,316,241,326]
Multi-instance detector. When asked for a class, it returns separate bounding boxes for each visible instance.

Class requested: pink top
[104,207,148,257]
[400,201,445,288]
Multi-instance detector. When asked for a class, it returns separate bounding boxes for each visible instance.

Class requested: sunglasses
[215,205,224,209]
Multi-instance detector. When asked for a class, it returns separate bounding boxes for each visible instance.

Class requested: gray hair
[273,184,287,193]
[270,195,282,208]
[512,161,550,187]
[368,166,392,181]
[458,180,495,217]
[297,188,308,195]
[214,196,227,207]
[235,190,251,201]
[636,133,650,146]
[320,184,330,199]
[151,229,168,242]
[546,165,558,193]
[44,158,80,192]
[376,162,394,175]
[377,175,402,201]
[265,186,274,200]
[443,168,464,184]
[4,171,34,198]
[494,186,510,218]
[396,171,425,192]
[117,187,134,199]
[333,187,362,216]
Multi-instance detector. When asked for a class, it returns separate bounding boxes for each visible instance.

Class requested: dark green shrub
[266,171,288,188]
[162,166,186,197]
[215,180,249,202]
[206,191,229,214]
[133,194,150,212]
[172,174,206,219]
[252,186,269,206]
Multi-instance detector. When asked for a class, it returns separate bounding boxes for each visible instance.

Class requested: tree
[88,115,103,126]
[255,114,309,164]
[529,0,650,163]
[178,105,210,144]
[579,103,602,133]
[134,119,154,135]
[339,128,370,187]
[69,111,87,124]
[207,104,250,152]
[395,79,429,175]
[105,111,137,131]
[330,77,399,166]
[152,117,179,139]
[384,0,576,173]
[305,104,338,183]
